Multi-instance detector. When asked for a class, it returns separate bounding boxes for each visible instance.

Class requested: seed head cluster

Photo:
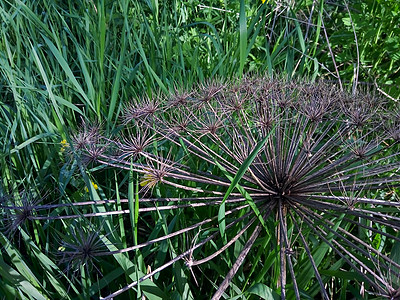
[87,77,400,299]
[2,77,399,299]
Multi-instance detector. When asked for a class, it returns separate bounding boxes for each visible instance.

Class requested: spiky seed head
[58,225,107,279]
[121,96,161,125]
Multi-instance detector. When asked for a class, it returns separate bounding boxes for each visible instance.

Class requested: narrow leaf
[217,125,276,238]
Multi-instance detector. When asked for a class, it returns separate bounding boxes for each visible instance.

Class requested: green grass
[0,0,399,299]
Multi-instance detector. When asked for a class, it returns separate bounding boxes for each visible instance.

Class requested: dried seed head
[0,190,45,237]
[348,138,378,159]
[195,111,225,136]
[340,91,382,128]
[195,79,225,106]
[58,224,107,279]
[71,120,101,152]
[163,111,193,134]
[138,153,176,193]
[253,100,279,131]
[300,82,335,122]
[115,130,153,160]
[388,124,400,142]
[81,143,107,165]
[385,109,400,142]
[167,87,193,108]
[121,95,160,124]
[219,89,248,115]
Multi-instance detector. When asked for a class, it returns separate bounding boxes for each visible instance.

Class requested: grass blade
[217,125,276,238]
[42,35,95,114]
[238,0,247,76]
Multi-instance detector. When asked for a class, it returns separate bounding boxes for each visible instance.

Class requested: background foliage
[0,0,399,299]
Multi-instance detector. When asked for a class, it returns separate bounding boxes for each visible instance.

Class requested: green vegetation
[0,0,399,299]
[324,0,400,98]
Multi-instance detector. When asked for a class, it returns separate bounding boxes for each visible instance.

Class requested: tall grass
[0,0,330,223]
[0,0,398,299]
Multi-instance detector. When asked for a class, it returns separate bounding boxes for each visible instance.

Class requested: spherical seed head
[385,109,400,142]
[121,96,161,125]
[167,87,193,108]
[299,82,336,122]
[81,143,106,165]
[58,225,106,279]
[71,120,101,151]
[163,110,193,134]
[115,130,153,160]
[0,190,45,237]
[195,79,226,106]
[339,90,384,128]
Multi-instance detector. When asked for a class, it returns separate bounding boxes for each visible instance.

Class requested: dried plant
[0,190,46,238]
[6,77,400,299]
[57,220,108,281]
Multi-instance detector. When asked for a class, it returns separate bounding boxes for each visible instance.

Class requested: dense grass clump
[0,1,399,299]
[4,77,399,299]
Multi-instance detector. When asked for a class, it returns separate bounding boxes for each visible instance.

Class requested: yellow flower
[60,139,69,152]
[85,181,99,192]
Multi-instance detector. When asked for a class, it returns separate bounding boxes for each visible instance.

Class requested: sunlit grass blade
[216,128,275,238]
[238,0,247,76]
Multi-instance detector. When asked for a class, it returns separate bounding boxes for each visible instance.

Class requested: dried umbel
[9,77,400,299]
[57,221,109,281]
[0,190,46,237]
